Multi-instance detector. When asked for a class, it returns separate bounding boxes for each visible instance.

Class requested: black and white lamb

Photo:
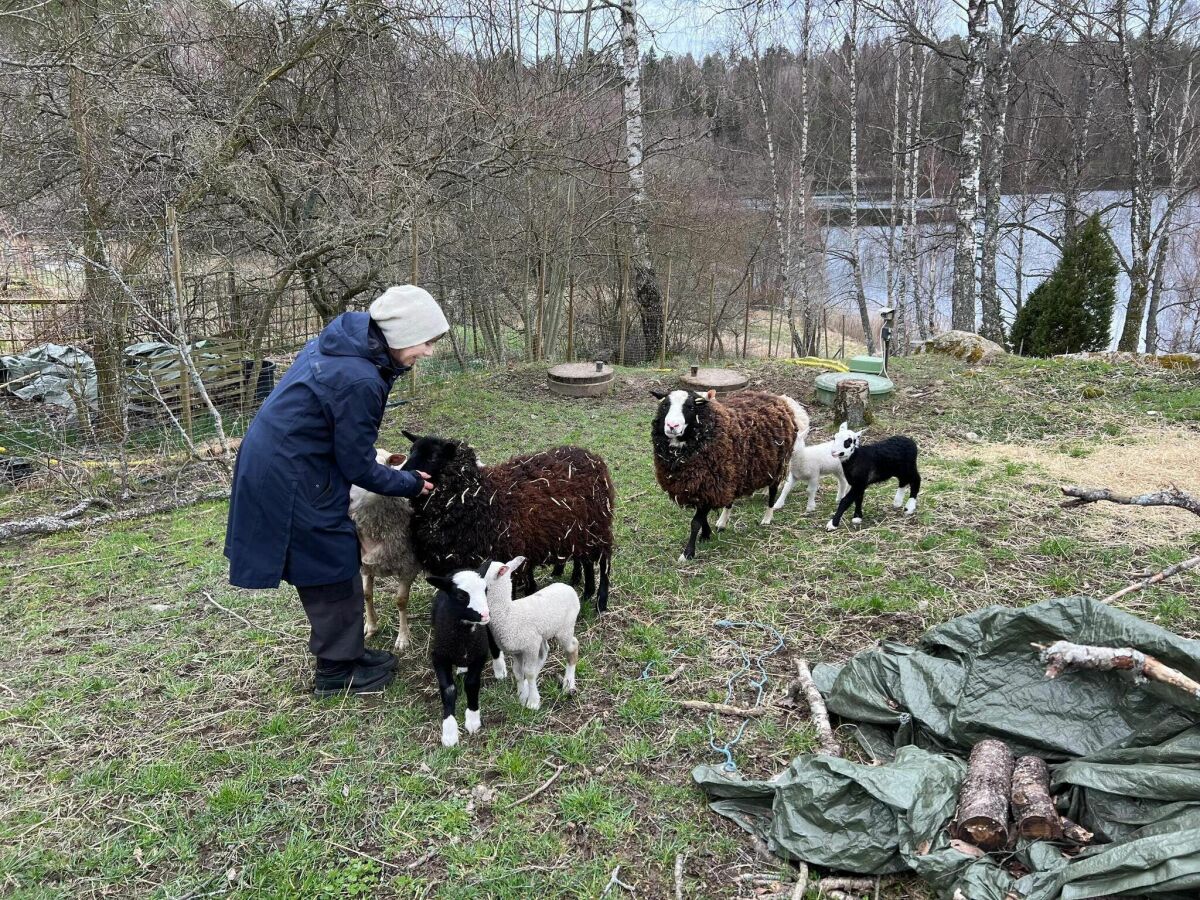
[348,449,422,650]
[825,422,922,530]
[482,556,580,710]
[400,431,615,611]
[650,388,810,561]
[428,569,495,747]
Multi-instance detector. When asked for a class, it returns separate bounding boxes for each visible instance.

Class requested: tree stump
[1011,756,1063,840]
[953,739,1015,851]
[833,378,870,429]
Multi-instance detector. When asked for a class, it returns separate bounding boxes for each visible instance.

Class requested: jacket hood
[317,312,408,376]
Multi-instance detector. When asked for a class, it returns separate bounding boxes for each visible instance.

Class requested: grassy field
[1,353,1198,899]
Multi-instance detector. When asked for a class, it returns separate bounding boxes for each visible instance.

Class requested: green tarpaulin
[695,597,1200,899]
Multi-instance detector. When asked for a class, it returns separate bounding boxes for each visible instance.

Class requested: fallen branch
[790,862,809,900]
[204,592,305,645]
[0,489,229,543]
[508,763,566,808]
[1011,756,1063,840]
[817,877,880,892]
[1100,555,1200,604]
[953,739,1015,851]
[674,853,685,900]
[1060,816,1094,845]
[677,699,775,718]
[1061,485,1200,517]
[792,658,842,757]
[1037,640,1200,701]
[600,865,635,896]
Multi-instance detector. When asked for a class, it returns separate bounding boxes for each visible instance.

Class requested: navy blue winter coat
[225,312,424,588]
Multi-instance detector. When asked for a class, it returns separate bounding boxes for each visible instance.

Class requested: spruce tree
[1011,213,1118,356]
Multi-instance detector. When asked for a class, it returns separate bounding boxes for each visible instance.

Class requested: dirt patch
[935,427,1200,546]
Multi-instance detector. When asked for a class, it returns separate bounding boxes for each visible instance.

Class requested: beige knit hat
[368,285,449,349]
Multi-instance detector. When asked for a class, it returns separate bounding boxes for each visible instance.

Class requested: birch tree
[616,0,665,355]
[844,0,876,353]
[951,0,990,333]
[978,0,1018,344]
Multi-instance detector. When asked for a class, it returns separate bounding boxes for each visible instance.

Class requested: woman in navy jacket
[225,285,448,696]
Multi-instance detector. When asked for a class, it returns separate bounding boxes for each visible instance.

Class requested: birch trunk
[907,48,928,341]
[748,3,806,357]
[895,42,917,351]
[886,42,904,315]
[1116,0,1156,351]
[618,0,664,358]
[979,0,1017,345]
[951,0,989,333]
[846,0,875,353]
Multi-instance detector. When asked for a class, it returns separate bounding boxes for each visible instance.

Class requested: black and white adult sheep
[399,432,616,611]
[651,388,809,561]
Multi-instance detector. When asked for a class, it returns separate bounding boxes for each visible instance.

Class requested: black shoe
[359,648,397,670]
[313,660,395,697]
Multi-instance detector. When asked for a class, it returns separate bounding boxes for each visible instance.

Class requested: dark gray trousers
[296,576,365,662]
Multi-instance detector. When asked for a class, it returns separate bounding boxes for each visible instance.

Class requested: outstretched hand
[417,471,435,495]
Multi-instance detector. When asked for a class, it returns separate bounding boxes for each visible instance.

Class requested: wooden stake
[618,258,629,367]
[659,255,671,369]
[410,221,419,395]
[166,206,192,442]
[567,274,575,363]
[705,271,715,365]
[536,247,546,361]
[953,739,1014,851]
[743,261,753,359]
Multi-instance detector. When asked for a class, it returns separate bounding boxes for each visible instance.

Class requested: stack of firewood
[951,739,1094,854]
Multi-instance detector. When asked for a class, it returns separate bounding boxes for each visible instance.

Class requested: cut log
[954,739,1015,851]
[1037,640,1200,701]
[833,378,870,429]
[1011,756,1063,840]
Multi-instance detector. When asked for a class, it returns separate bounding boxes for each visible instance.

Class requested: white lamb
[763,427,852,520]
[482,556,580,710]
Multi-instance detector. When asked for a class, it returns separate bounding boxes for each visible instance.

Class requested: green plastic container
[848,355,885,375]
[813,371,895,407]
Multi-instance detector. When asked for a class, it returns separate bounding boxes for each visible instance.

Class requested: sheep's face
[831,422,862,461]
[651,389,711,443]
[483,556,527,594]
[428,570,490,625]
[400,431,465,478]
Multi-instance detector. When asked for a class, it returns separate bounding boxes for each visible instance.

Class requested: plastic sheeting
[695,597,1200,899]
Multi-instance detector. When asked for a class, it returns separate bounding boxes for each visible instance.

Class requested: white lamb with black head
[482,556,580,711]
[825,422,921,530]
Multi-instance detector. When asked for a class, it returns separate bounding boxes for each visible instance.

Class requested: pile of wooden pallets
[125,338,255,423]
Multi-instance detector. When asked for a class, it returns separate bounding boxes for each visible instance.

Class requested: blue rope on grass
[640,646,683,680]
[707,620,786,772]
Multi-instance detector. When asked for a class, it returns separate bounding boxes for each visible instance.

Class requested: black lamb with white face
[427,570,495,748]
[825,422,921,530]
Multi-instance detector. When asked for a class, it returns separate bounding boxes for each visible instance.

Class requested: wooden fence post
[166,206,193,442]
[659,255,671,369]
[743,262,753,359]
[705,270,715,366]
[567,274,575,363]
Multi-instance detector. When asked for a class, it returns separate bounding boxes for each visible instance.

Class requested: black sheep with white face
[826,422,922,530]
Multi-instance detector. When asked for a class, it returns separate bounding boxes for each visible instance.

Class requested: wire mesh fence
[0,249,874,461]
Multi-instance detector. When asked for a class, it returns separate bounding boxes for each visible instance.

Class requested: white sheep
[482,556,580,710]
[763,428,852,521]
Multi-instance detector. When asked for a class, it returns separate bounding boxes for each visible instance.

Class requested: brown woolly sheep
[399,433,615,612]
[651,388,808,561]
